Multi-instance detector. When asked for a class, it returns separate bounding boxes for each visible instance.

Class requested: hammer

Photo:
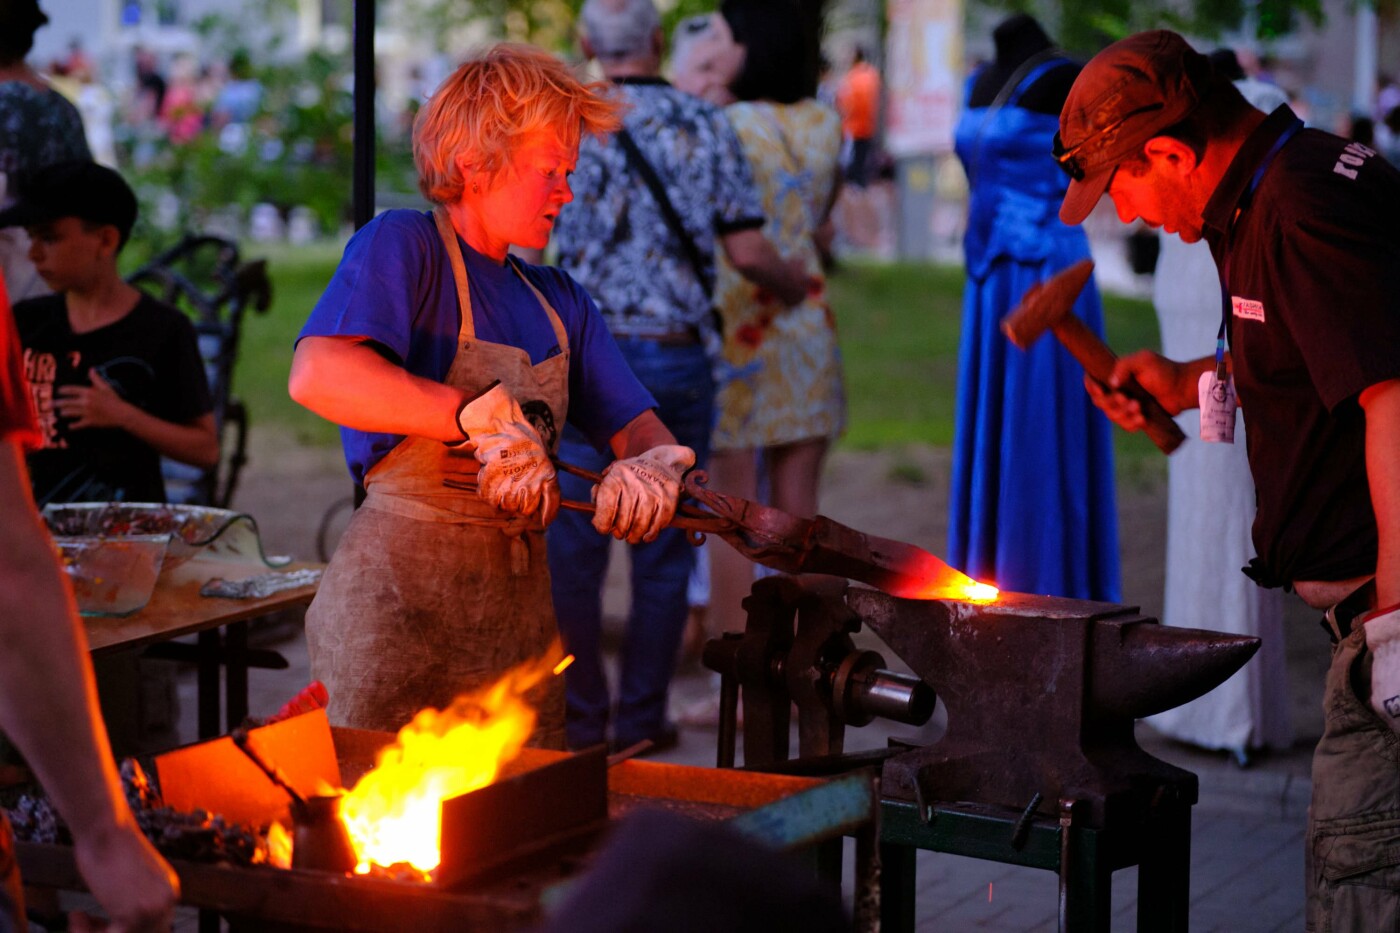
[1002,259,1185,455]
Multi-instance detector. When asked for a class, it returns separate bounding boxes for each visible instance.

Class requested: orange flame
[265,820,293,869]
[337,643,564,878]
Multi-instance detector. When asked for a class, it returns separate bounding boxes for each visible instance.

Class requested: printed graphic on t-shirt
[1333,140,1377,180]
[23,348,62,448]
[22,348,158,449]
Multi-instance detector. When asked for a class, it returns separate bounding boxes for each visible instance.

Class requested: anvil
[709,578,1260,829]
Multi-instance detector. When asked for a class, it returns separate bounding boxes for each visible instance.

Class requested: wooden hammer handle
[1050,317,1186,455]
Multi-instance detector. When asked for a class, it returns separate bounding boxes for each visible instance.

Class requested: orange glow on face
[336,644,564,878]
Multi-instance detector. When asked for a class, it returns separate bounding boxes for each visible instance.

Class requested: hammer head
[1001,259,1096,349]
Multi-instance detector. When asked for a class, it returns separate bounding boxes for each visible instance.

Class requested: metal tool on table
[230,728,357,873]
[1001,258,1187,454]
[448,459,996,601]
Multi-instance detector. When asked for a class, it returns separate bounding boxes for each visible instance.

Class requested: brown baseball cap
[1055,30,1213,225]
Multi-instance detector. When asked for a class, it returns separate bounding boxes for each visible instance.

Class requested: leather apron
[305,209,570,747]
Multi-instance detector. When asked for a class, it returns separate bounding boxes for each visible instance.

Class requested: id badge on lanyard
[1209,117,1303,443]
[1198,365,1238,443]
[1202,293,1239,444]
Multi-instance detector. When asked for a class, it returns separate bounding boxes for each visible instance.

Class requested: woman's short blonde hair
[413,43,623,204]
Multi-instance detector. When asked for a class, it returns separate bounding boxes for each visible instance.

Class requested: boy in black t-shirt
[0,161,217,505]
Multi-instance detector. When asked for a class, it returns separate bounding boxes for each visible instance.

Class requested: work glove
[453,382,559,527]
[592,445,696,545]
[1364,602,1400,732]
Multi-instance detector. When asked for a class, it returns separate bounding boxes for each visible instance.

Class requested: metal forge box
[15,709,875,931]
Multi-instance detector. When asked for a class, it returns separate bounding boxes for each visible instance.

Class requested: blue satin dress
[947,60,1121,601]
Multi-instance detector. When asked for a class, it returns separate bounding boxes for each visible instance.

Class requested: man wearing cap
[1,160,218,506]
[1054,30,1400,925]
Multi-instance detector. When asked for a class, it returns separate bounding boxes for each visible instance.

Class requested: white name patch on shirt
[1232,296,1266,322]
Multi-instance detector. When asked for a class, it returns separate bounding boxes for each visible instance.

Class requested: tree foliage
[981,0,1328,54]
[389,0,721,55]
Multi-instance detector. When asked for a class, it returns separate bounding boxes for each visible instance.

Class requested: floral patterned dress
[712,99,846,450]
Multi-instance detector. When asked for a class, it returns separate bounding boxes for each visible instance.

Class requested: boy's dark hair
[0,161,139,251]
[0,0,48,64]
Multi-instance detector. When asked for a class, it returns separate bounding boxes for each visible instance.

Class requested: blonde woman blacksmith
[290,45,693,745]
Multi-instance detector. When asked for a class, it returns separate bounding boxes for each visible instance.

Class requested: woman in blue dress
[947,15,1120,601]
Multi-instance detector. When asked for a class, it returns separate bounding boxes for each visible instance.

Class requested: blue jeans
[547,339,714,749]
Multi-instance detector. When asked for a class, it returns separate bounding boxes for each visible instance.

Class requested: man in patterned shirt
[549,0,812,754]
[0,0,91,301]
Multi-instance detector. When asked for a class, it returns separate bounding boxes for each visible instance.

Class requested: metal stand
[877,796,1190,932]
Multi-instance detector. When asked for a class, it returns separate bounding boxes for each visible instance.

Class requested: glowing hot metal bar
[681,471,997,602]
[537,459,995,602]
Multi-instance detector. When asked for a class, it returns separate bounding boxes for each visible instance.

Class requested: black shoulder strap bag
[615,127,716,303]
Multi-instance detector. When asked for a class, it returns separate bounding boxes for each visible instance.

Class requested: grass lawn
[227,240,346,447]
[225,241,1164,471]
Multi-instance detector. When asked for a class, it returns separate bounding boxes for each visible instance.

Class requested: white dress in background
[1145,78,1296,756]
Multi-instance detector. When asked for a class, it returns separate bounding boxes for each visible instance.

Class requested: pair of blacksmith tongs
[550,458,736,542]
[440,458,736,541]
[449,459,993,600]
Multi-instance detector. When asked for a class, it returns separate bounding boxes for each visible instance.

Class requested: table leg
[224,621,249,731]
[197,630,221,740]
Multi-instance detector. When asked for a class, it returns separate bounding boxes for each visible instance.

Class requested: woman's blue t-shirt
[298,209,656,484]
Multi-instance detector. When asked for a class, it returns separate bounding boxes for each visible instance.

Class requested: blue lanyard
[1216,118,1304,378]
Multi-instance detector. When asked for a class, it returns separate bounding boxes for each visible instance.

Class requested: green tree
[980,0,1329,53]
[391,0,721,54]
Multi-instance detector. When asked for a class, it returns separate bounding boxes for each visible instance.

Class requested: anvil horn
[1090,621,1261,720]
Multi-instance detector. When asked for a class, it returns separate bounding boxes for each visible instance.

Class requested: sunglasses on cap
[1051,130,1093,181]
[1051,103,1167,181]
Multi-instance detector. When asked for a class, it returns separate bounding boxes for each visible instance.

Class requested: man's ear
[1143,135,1198,176]
[651,26,664,59]
[98,225,124,258]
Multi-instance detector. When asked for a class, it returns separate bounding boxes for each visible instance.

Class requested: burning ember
[336,645,568,878]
